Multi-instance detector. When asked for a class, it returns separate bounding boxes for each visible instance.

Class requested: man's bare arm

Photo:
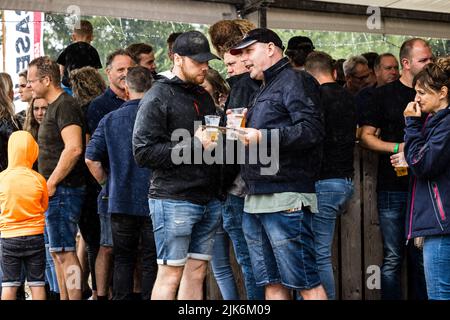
[47,124,83,196]
[360,125,404,154]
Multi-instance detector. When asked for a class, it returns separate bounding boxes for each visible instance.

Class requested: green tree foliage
[43,13,449,84]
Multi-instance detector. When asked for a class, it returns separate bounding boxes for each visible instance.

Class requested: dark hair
[399,38,430,61]
[285,44,314,68]
[413,57,450,95]
[18,69,28,79]
[167,32,182,45]
[126,43,153,65]
[362,52,379,71]
[24,98,43,140]
[374,53,397,70]
[74,20,93,37]
[204,68,230,107]
[28,56,61,86]
[305,51,334,74]
[333,58,346,86]
[125,66,153,93]
[106,49,133,69]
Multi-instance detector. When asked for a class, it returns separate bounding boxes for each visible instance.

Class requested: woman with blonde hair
[0,72,20,171]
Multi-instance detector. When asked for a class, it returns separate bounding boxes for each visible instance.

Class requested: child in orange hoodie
[0,130,48,300]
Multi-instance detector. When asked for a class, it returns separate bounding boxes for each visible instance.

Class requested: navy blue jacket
[241,57,324,194]
[86,99,151,216]
[405,105,450,239]
[86,87,125,135]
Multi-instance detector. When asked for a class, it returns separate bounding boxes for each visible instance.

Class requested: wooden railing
[206,145,411,300]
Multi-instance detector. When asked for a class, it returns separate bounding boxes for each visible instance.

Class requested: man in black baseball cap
[229,28,285,81]
[230,28,284,56]
[172,30,218,63]
[133,30,223,300]
[226,27,328,300]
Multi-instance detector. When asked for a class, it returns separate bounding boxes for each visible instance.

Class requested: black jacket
[222,73,261,193]
[132,76,221,205]
[405,106,450,240]
[0,117,20,172]
[242,57,324,194]
[225,73,261,110]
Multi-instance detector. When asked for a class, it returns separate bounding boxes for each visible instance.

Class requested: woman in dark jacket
[402,57,450,300]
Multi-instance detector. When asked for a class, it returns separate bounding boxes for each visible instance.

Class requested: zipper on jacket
[193,101,200,116]
[432,182,446,221]
[428,181,444,231]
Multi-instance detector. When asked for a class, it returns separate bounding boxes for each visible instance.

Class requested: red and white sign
[1,10,45,113]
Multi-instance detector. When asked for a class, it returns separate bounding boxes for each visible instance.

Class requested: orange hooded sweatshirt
[0,130,48,238]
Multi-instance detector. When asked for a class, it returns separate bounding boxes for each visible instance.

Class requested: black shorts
[1,234,46,287]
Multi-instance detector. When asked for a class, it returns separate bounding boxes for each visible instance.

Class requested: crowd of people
[0,18,449,301]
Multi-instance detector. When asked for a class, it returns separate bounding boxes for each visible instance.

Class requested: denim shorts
[99,213,113,247]
[46,185,85,252]
[242,208,321,290]
[149,198,222,266]
[1,235,46,287]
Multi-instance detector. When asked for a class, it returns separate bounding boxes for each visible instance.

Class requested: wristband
[393,143,399,153]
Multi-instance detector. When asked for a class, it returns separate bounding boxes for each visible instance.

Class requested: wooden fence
[205,145,410,300]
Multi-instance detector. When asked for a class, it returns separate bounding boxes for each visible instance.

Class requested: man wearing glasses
[27,56,86,300]
[343,55,371,96]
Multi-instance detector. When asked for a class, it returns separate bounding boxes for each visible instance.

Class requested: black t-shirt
[38,92,86,187]
[359,79,414,192]
[57,42,102,88]
[319,82,356,180]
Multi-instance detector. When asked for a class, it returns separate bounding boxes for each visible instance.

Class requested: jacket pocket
[428,181,445,231]
[432,182,446,221]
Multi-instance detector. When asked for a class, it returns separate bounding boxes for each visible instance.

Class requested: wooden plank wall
[205,145,392,300]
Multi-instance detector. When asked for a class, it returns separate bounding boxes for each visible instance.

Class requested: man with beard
[360,38,433,300]
[86,49,135,300]
[133,31,222,300]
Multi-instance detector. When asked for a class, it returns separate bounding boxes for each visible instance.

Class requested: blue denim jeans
[99,213,113,247]
[44,226,59,293]
[1,235,46,287]
[314,178,354,300]
[149,198,222,266]
[243,208,321,290]
[423,235,450,300]
[211,224,240,300]
[221,194,264,300]
[378,191,427,300]
[46,185,85,252]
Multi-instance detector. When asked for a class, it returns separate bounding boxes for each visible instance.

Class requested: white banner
[1,10,44,113]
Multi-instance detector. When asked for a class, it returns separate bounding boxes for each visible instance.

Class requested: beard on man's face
[181,64,206,85]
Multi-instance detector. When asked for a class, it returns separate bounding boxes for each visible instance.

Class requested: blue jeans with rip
[378,191,427,300]
[313,178,354,300]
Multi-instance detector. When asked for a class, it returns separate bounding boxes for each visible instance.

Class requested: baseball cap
[230,28,284,55]
[172,30,219,62]
[285,36,315,56]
